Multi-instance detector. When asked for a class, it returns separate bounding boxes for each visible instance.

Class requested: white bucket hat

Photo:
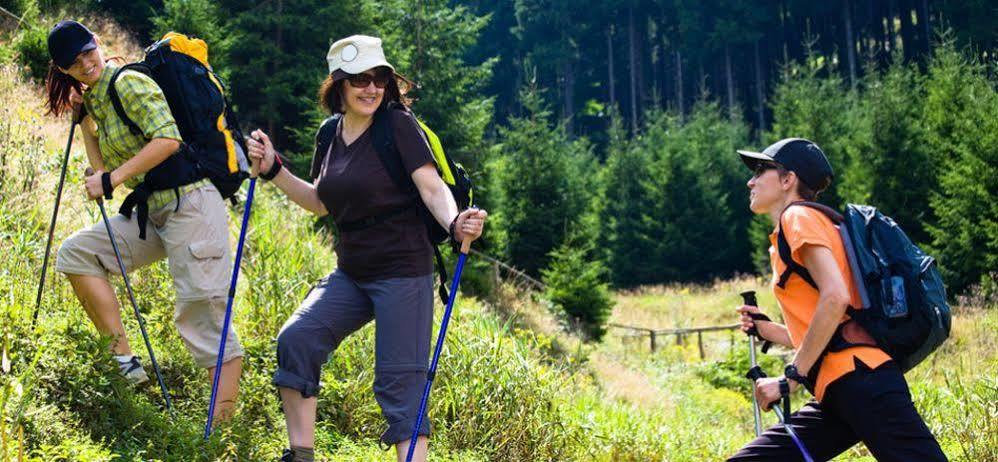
[326,35,394,75]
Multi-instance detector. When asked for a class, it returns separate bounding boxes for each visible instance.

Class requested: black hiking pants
[728,360,947,462]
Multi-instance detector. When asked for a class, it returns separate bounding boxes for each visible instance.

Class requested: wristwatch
[784,364,811,390]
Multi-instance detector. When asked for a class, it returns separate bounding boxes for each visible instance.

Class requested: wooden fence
[608,322,741,359]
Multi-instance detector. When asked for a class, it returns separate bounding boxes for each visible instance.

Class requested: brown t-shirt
[314,109,435,281]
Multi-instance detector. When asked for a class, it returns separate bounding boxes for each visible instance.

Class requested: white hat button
[342,43,358,62]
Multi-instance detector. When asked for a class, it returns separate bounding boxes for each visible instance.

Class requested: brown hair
[45,54,125,117]
[776,164,829,201]
[318,66,415,115]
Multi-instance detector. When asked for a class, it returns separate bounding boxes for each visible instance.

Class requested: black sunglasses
[347,72,391,89]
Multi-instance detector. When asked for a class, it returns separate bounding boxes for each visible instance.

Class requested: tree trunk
[270,0,283,136]
[607,26,616,108]
[628,6,638,132]
[917,0,931,52]
[753,40,765,132]
[844,0,857,89]
[899,0,915,62]
[885,0,896,56]
[562,59,574,133]
[675,50,684,119]
[725,45,735,119]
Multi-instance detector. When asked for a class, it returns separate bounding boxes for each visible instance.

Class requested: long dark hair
[318,66,416,115]
[45,61,83,117]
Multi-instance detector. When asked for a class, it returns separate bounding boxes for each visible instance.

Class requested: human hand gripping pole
[85,167,173,414]
[404,210,482,462]
[741,290,814,462]
[203,141,259,439]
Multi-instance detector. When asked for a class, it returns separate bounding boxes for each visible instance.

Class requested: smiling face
[746,162,794,214]
[59,46,105,86]
[340,69,386,118]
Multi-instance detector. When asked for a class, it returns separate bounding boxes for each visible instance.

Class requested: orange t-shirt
[768,206,891,401]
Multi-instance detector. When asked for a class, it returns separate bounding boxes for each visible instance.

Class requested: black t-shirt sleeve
[391,109,435,176]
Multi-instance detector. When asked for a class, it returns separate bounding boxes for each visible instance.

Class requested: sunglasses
[347,72,391,89]
[752,162,780,178]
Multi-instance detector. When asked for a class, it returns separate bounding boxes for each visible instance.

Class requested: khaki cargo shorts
[55,182,243,368]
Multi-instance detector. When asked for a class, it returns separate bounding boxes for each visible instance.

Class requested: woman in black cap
[728,139,946,461]
[247,35,486,462]
[44,20,244,423]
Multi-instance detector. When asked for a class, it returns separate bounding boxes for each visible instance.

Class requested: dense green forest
[2,0,995,301]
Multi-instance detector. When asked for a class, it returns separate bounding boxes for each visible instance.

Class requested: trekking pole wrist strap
[448,213,460,242]
[260,152,283,181]
[747,312,774,353]
[101,172,114,200]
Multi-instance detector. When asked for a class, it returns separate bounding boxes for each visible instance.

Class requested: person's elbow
[154,137,181,154]
[822,286,852,311]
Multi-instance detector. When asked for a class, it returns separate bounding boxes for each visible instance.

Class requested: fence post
[697,332,705,359]
[649,330,657,352]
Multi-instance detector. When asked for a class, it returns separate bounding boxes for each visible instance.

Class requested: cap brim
[55,39,97,69]
[737,149,774,171]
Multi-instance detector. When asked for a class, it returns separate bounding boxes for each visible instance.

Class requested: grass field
[1,21,995,460]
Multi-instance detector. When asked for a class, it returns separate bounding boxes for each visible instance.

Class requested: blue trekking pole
[404,228,478,462]
[86,168,173,414]
[203,176,256,439]
[742,291,814,462]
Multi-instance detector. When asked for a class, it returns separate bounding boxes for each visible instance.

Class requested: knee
[276,318,327,361]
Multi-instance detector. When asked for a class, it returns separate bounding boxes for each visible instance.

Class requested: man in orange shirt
[727,139,946,461]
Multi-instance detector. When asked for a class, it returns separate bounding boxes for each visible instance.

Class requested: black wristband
[448,213,460,241]
[101,172,114,200]
[260,152,283,181]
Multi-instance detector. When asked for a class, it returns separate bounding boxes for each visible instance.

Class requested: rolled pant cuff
[273,368,320,398]
[381,415,432,446]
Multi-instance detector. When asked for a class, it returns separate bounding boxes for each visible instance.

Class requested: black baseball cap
[738,138,834,191]
[48,20,97,69]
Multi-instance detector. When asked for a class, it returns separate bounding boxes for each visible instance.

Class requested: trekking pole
[86,168,173,414]
[31,119,77,327]
[741,290,814,462]
[740,291,764,437]
[203,176,256,439]
[404,222,479,462]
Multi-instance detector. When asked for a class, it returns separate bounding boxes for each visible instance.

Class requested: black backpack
[310,104,474,303]
[108,32,249,238]
[776,202,951,374]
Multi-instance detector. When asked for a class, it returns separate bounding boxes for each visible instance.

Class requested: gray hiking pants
[272,269,434,445]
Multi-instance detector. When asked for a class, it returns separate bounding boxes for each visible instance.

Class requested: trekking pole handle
[741,290,774,353]
[458,207,483,254]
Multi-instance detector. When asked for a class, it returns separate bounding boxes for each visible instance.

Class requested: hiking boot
[115,355,149,385]
[280,448,314,462]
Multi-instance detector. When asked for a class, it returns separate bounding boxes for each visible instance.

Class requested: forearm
[108,138,179,187]
[419,180,458,229]
[791,294,848,375]
[759,321,793,348]
[81,117,105,171]
[269,167,328,216]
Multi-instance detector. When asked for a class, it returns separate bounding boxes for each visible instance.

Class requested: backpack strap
[775,201,844,289]
[310,115,341,181]
[107,64,154,138]
[371,104,418,194]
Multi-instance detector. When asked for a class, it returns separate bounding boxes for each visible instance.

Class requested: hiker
[45,20,243,420]
[245,35,487,462]
[727,138,946,461]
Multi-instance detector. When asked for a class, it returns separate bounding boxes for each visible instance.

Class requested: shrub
[541,241,614,340]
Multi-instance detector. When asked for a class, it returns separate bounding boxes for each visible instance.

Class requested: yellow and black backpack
[108,32,249,237]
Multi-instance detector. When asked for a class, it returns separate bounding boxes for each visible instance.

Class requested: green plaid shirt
[84,63,202,209]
